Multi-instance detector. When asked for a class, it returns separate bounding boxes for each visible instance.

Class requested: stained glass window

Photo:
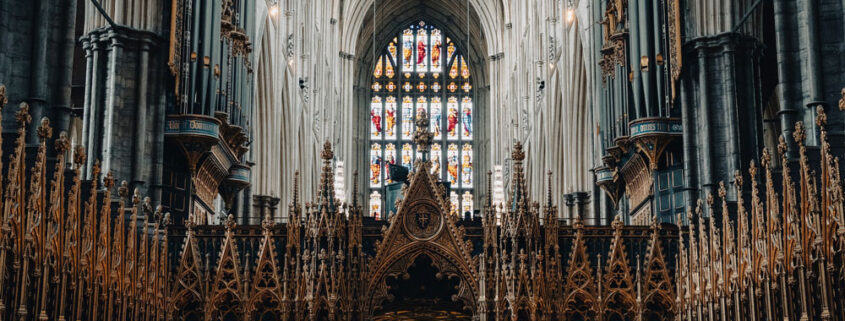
[369,20,474,219]
[370,143,382,188]
[370,191,382,219]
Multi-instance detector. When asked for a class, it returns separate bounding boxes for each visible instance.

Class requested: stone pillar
[573,191,591,225]
[563,193,575,225]
[268,196,281,223]
[252,195,269,224]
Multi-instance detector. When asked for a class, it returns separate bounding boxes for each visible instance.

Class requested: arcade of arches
[0,0,844,320]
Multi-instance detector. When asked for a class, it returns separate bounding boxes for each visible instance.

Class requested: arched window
[369,21,474,219]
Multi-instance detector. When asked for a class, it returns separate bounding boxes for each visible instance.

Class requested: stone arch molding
[364,161,479,318]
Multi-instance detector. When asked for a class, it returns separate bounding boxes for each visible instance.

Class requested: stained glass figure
[430,97,442,139]
[450,191,459,216]
[416,27,428,72]
[431,143,442,179]
[370,96,383,139]
[384,143,397,183]
[416,96,427,120]
[374,56,383,78]
[370,191,382,219]
[402,29,414,71]
[385,96,397,140]
[461,97,473,139]
[447,144,459,185]
[431,29,442,72]
[401,96,414,139]
[461,143,473,187]
[446,97,459,140]
[461,191,473,217]
[370,143,382,188]
[401,143,413,170]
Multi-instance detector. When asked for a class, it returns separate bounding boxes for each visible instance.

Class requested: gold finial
[321,140,333,160]
[839,87,845,111]
[512,141,525,161]
[225,214,236,230]
[154,204,163,222]
[718,181,727,199]
[706,192,714,208]
[132,188,141,205]
[162,212,171,226]
[777,135,787,158]
[0,84,7,109]
[748,161,757,179]
[262,212,273,231]
[103,171,115,189]
[73,145,86,166]
[612,214,622,229]
[118,180,129,199]
[815,106,827,127]
[36,117,52,142]
[760,149,771,169]
[186,213,196,231]
[91,160,101,179]
[16,102,31,125]
[792,121,805,144]
[55,131,70,154]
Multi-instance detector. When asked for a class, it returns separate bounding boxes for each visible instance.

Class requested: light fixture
[269,2,279,17]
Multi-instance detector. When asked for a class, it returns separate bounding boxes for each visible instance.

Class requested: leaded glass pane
[446,97,459,140]
[370,143,382,188]
[447,143,459,185]
[461,97,473,139]
[370,97,383,139]
[385,96,397,140]
[401,96,414,139]
[461,143,473,187]
[416,27,428,73]
[430,97,442,139]
[402,29,413,71]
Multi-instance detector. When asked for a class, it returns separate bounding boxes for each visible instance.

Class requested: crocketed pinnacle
[317,141,337,211]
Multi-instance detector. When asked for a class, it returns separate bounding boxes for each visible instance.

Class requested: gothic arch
[365,242,478,315]
[364,162,479,318]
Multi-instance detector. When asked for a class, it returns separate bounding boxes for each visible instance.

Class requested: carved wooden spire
[317,141,337,210]
[603,215,635,320]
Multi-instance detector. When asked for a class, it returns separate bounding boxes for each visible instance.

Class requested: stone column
[573,191,591,225]
[563,193,575,225]
[268,196,281,223]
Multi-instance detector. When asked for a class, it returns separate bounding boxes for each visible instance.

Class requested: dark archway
[373,254,472,320]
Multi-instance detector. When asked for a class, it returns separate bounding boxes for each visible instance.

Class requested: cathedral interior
[0,0,844,320]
